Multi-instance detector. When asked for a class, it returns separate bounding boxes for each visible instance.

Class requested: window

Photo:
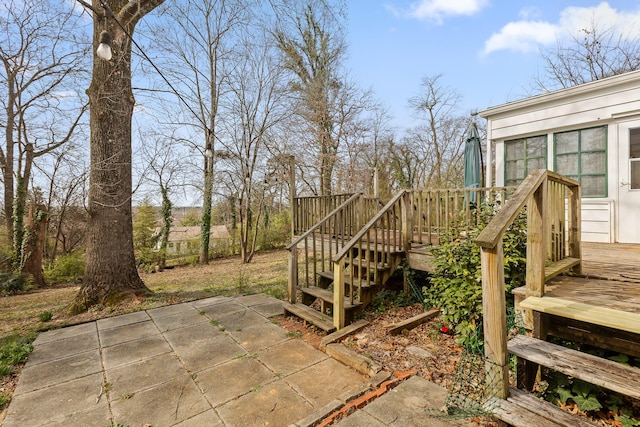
[554,126,607,197]
[504,135,547,186]
[631,128,640,190]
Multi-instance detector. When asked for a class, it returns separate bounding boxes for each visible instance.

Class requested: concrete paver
[3,294,468,427]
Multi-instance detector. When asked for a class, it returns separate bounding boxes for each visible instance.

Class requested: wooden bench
[486,387,598,427]
[508,334,640,400]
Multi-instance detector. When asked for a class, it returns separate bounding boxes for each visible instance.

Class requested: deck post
[289,155,297,236]
[333,259,346,329]
[568,183,582,275]
[288,248,298,304]
[481,242,509,400]
[526,178,547,299]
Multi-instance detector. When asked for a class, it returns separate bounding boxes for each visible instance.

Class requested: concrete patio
[2,294,471,426]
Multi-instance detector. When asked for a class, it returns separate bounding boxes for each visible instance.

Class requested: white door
[617,121,640,243]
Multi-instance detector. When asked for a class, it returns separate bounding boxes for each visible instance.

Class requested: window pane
[506,160,524,180]
[527,136,546,157]
[581,127,606,151]
[631,128,640,159]
[632,159,640,190]
[581,175,606,197]
[581,152,606,174]
[556,132,579,154]
[527,157,546,171]
[556,154,578,175]
[506,140,524,159]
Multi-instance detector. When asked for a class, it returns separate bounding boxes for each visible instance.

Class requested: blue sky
[345,1,640,128]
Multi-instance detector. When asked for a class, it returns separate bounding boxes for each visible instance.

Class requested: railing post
[568,183,582,275]
[401,191,412,251]
[288,248,298,304]
[289,155,297,235]
[526,177,547,298]
[481,242,509,400]
[333,259,345,329]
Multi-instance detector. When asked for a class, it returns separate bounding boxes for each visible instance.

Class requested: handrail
[333,190,407,263]
[476,169,581,400]
[286,193,362,251]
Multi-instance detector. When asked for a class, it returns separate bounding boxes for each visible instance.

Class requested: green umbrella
[464,125,483,204]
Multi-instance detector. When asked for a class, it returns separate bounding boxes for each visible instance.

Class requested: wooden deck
[582,242,640,282]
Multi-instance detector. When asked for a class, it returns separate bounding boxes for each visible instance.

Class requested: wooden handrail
[476,169,581,400]
[286,193,362,251]
[332,190,407,263]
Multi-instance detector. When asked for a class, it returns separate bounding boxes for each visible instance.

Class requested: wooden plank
[486,388,598,427]
[481,243,509,399]
[320,319,369,350]
[544,257,580,282]
[288,249,298,304]
[508,334,640,400]
[333,259,346,329]
[526,180,546,297]
[300,286,362,310]
[520,296,640,334]
[387,308,440,335]
[282,302,336,333]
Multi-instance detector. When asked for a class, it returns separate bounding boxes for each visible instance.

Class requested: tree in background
[273,0,348,195]
[72,0,164,313]
[0,1,89,270]
[536,21,640,91]
[133,197,159,264]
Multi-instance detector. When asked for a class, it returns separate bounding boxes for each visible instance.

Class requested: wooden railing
[331,191,413,329]
[475,170,581,399]
[287,193,381,303]
[411,186,516,245]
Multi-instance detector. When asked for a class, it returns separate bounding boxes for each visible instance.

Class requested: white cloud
[482,2,640,56]
[388,0,489,24]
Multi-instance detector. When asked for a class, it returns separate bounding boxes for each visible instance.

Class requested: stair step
[300,286,362,310]
[486,387,598,427]
[345,259,391,271]
[508,334,640,400]
[282,302,336,333]
[545,257,580,281]
[317,271,377,288]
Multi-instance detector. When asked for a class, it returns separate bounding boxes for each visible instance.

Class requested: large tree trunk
[71,0,163,312]
[22,204,47,287]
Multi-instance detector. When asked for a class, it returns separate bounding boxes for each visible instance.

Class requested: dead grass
[0,249,289,341]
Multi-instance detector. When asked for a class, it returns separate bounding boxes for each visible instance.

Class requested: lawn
[0,249,289,341]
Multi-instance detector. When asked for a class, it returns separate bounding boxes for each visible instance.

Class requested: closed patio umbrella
[464,124,483,204]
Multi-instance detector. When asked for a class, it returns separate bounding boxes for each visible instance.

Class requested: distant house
[480,70,640,244]
[157,225,232,255]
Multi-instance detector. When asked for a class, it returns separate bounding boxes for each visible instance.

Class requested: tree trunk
[22,204,46,287]
[72,0,163,312]
[200,151,214,264]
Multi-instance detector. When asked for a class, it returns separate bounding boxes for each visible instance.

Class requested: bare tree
[273,0,348,195]
[408,74,468,188]
[71,0,165,313]
[0,0,89,270]
[150,0,251,264]
[536,20,640,91]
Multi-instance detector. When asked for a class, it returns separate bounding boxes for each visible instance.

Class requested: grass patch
[0,333,35,377]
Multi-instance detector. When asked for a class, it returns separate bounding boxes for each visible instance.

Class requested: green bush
[423,203,527,348]
[0,272,25,295]
[44,253,84,284]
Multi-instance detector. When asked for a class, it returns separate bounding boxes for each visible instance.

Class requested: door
[618,121,640,243]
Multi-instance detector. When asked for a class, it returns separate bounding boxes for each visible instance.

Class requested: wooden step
[317,271,377,289]
[486,387,598,427]
[544,257,580,281]
[282,302,336,333]
[345,259,391,271]
[300,286,362,310]
[508,334,640,400]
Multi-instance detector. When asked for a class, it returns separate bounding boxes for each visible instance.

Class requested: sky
[345,1,640,129]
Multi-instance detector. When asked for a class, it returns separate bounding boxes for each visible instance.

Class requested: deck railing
[410,187,516,245]
[475,169,581,399]
[331,190,412,328]
[286,193,381,303]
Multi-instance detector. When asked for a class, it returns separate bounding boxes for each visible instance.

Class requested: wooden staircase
[284,191,412,332]
[476,169,640,426]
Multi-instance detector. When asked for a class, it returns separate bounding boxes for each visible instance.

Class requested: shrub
[0,273,25,296]
[44,252,84,284]
[423,202,527,348]
[0,334,35,378]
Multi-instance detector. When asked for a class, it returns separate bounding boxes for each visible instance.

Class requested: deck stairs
[284,191,412,332]
[475,170,640,427]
